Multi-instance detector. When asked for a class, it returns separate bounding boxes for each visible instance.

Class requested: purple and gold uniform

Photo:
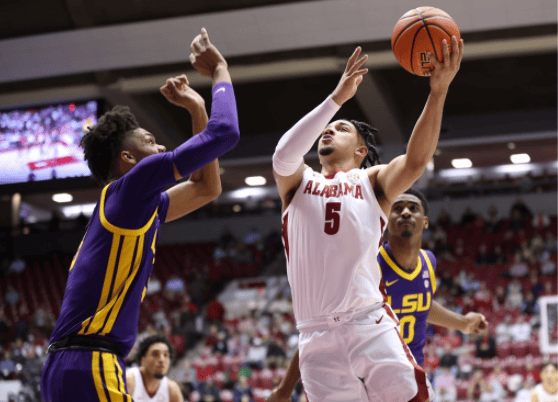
[41,82,239,402]
[378,242,437,367]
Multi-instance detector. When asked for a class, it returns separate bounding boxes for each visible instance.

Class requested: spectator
[266,338,287,369]
[518,240,536,264]
[492,245,506,264]
[146,274,162,295]
[486,365,507,399]
[468,368,490,400]
[532,210,551,229]
[473,281,493,309]
[507,279,524,308]
[439,345,458,369]
[529,273,544,299]
[196,360,216,383]
[165,275,186,297]
[30,307,54,337]
[212,331,229,355]
[206,299,226,323]
[495,314,514,343]
[213,244,227,261]
[205,325,220,348]
[232,375,253,402]
[486,205,501,233]
[475,334,497,359]
[540,280,555,297]
[447,276,464,298]
[545,232,557,254]
[199,377,222,402]
[0,351,16,379]
[268,294,293,315]
[540,252,557,276]
[433,366,457,402]
[459,271,480,292]
[245,337,267,370]
[472,213,486,230]
[437,209,453,229]
[440,329,462,349]
[531,234,546,261]
[510,209,527,232]
[510,315,531,342]
[4,284,20,306]
[151,300,170,331]
[514,378,535,402]
[510,198,533,221]
[509,254,529,278]
[493,285,507,308]
[178,359,198,399]
[461,207,476,226]
[8,255,25,274]
[476,244,493,265]
[243,227,262,245]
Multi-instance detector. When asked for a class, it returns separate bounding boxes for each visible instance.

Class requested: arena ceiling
[0,0,556,209]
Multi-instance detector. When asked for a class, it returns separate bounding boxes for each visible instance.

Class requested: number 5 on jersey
[324,202,341,235]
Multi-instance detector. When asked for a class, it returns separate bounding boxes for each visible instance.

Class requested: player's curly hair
[404,188,429,216]
[80,106,139,186]
[350,120,381,169]
[137,335,175,364]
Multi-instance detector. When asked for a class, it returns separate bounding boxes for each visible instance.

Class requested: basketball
[391,7,461,76]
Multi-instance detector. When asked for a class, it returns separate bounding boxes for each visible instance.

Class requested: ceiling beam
[0,34,554,110]
[0,0,555,84]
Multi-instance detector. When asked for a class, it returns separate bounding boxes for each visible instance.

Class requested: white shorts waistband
[296,303,385,333]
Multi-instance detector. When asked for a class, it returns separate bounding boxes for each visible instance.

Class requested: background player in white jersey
[532,362,558,402]
[126,336,183,402]
[272,36,463,402]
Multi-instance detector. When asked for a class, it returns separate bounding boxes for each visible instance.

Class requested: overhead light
[52,193,73,203]
[510,153,530,164]
[232,204,242,213]
[60,203,96,218]
[245,176,266,186]
[219,168,225,175]
[434,149,442,156]
[508,142,516,150]
[451,158,472,169]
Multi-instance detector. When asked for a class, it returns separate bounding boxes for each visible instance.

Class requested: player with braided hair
[41,28,239,402]
[272,37,464,402]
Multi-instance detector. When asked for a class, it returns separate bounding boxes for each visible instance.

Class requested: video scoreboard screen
[0,100,98,185]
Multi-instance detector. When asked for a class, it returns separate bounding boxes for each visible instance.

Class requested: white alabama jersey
[534,384,558,402]
[282,167,387,323]
[129,366,170,402]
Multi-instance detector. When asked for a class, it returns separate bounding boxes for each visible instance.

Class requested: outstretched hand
[427,36,464,94]
[189,28,228,78]
[331,47,369,106]
[462,312,488,335]
[160,74,205,111]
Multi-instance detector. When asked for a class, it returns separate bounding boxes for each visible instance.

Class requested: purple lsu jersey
[49,155,175,357]
[378,242,437,367]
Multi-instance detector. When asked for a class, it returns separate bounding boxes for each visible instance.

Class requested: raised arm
[427,300,487,335]
[160,29,239,222]
[373,37,464,207]
[272,47,368,208]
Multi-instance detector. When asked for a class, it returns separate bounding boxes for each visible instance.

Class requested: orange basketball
[391,6,461,76]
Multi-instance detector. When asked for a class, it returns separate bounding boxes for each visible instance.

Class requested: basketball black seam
[410,25,426,75]
[392,19,424,49]
[416,8,439,71]
[425,23,454,40]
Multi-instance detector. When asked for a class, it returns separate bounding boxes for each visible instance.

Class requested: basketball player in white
[272,36,463,402]
[126,336,183,402]
[532,362,558,402]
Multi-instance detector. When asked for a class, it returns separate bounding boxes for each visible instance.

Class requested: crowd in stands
[0,197,556,401]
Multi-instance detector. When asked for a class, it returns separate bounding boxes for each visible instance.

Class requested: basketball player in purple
[378,189,487,368]
[267,189,488,402]
[41,29,239,402]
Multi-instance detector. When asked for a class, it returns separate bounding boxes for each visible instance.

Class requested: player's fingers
[450,35,459,64]
[351,68,369,78]
[345,47,361,72]
[348,54,368,75]
[201,27,211,46]
[442,39,450,66]
[189,53,196,65]
[428,52,440,70]
[457,39,465,64]
[178,74,189,86]
[191,41,204,56]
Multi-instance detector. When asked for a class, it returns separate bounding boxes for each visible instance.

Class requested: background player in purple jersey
[41,28,240,402]
[267,189,488,402]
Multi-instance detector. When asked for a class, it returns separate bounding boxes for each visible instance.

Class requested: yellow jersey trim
[421,250,437,294]
[99,183,158,236]
[379,246,422,281]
